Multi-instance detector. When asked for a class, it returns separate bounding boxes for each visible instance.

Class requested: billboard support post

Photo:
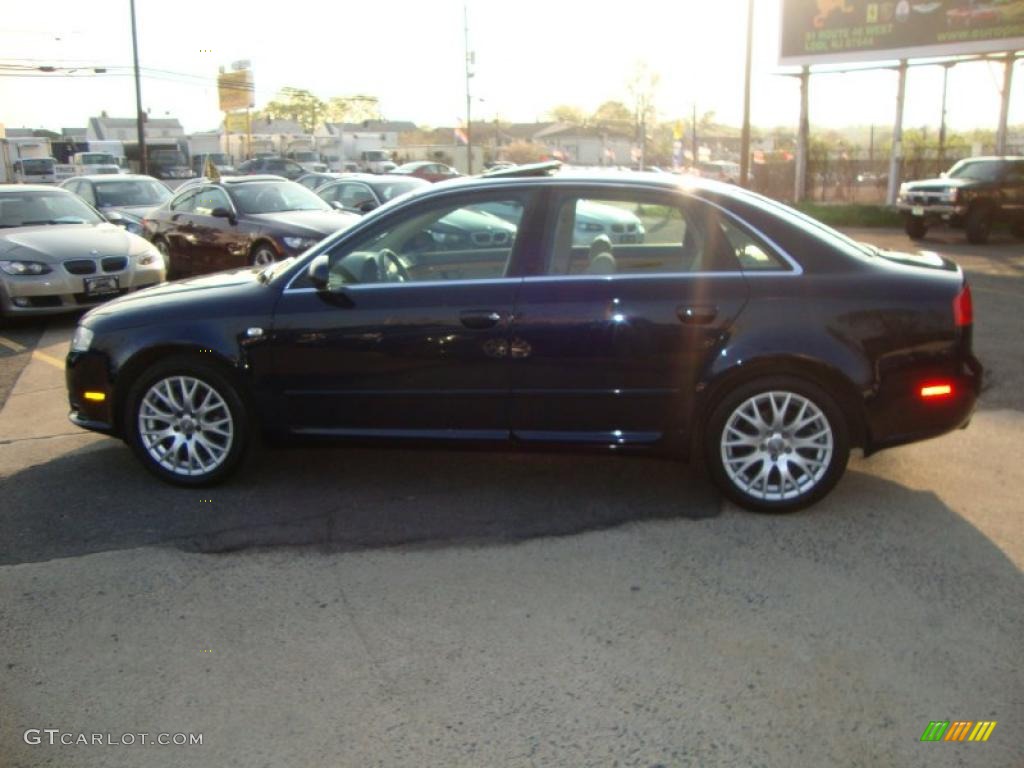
[740,0,754,188]
[795,66,809,202]
[996,53,1015,155]
[938,63,953,168]
[886,60,908,206]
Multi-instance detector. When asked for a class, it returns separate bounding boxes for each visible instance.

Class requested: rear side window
[716,216,789,271]
[170,190,198,213]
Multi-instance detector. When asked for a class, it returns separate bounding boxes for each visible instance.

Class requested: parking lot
[0,228,1021,767]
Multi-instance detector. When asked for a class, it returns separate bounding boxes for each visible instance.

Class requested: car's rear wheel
[965,205,992,244]
[125,355,249,486]
[705,376,850,513]
[904,216,927,240]
[251,243,278,267]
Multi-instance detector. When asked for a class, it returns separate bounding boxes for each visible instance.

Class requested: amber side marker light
[83,391,106,402]
[920,384,953,399]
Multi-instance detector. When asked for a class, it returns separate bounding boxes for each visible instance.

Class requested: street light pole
[129,0,147,174]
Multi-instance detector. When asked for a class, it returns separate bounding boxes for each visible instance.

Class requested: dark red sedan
[391,161,461,183]
[143,176,359,278]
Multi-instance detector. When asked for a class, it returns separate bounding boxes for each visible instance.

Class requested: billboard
[779,1,1024,65]
[218,69,255,111]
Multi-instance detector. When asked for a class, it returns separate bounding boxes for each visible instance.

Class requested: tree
[548,104,586,124]
[258,88,326,132]
[325,95,381,124]
[503,141,548,164]
[591,100,633,131]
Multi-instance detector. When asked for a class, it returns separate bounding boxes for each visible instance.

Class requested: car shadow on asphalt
[1,440,723,564]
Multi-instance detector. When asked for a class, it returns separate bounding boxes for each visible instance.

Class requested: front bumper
[896,201,967,220]
[66,349,117,435]
[0,263,164,317]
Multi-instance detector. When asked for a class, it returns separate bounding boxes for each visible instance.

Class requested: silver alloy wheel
[252,247,277,267]
[138,375,234,477]
[720,390,834,502]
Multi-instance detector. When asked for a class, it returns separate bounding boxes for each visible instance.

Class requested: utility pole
[129,0,147,174]
[463,4,474,175]
[691,103,698,168]
[938,62,952,168]
[739,0,754,187]
[995,52,1015,155]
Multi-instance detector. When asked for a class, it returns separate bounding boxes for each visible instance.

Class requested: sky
[1,0,1021,136]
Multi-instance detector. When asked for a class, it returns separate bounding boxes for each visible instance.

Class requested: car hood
[0,222,144,261]
[101,204,160,220]
[248,209,360,236]
[83,265,271,329]
[904,176,981,190]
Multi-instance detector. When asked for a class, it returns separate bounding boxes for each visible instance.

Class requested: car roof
[950,155,1024,162]
[210,175,289,184]
[71,174,162,182]
[1,184,73,193]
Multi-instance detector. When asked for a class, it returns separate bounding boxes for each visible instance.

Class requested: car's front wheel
[125,355,249,486]
[904,216,927,240]
[705,376,850,513]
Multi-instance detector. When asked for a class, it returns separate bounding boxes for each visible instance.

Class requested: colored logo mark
[920,721,997,742]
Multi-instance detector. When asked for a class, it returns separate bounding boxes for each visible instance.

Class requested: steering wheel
[377,248,411,282]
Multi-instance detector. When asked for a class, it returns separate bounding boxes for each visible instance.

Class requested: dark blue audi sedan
[66,163,981,512]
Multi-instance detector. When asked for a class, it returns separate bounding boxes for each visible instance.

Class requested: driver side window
[325,196,527,288]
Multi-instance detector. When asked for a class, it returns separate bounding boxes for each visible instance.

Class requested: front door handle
[460,310,503,330]
[677,305,718,325]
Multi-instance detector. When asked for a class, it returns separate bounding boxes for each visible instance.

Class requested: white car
[0,186,165,318]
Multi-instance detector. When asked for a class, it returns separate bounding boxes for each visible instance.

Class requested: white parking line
[0,336,27,353]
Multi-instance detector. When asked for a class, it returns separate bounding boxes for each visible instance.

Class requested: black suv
[897,156,1024,243]
[236,157,307,181]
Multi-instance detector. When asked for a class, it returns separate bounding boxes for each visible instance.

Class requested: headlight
[0,260,52,276]
[70,326,94,353]
[283,236,318,251]
[136,249,161,267]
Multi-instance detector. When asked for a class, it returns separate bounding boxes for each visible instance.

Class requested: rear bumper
[864,355,982,455]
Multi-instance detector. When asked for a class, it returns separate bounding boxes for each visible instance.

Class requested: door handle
[677,305,718,325]
[460,310,504,330]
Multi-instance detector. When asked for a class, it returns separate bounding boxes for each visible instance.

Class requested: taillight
[920,383,953,399]
[953,284,973,327]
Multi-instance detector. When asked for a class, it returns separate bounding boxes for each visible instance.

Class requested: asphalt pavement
[0,228,1021,767]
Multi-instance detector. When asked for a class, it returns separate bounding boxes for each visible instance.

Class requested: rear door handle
[460,310,504,330]
[677,305,718,324]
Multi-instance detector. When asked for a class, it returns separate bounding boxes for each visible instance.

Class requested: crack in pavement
[0,431,94,446]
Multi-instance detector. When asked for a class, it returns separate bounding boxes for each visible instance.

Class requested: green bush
[793,203,902,228]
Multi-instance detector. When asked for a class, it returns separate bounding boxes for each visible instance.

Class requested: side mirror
[330,200,345,211]
[104,210,125,224]
[211,207,235,223]
[307,253,331,290]
[357,200,379,213]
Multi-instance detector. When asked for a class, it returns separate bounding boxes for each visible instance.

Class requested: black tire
[965,205,992,245]
[250,243,278,267]
[124,354,250,486]
[704,375,850,513]
[904,216,927,240]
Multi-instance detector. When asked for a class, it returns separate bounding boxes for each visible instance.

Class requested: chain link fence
[750,143,1022,204]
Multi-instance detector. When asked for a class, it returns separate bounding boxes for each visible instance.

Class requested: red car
[391,161,460,183]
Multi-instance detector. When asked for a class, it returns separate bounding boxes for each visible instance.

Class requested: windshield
[228,181,331,214]
[81,153,116,165]
[370,178,428,202]
[292,152,317,161]
[947,160,1004,182]
[21,159,55,174]
[151,150,187,166]
[0,190,103,227]
[95,179,172,207]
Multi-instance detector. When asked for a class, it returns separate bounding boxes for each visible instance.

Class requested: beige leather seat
[585,234,616,275]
